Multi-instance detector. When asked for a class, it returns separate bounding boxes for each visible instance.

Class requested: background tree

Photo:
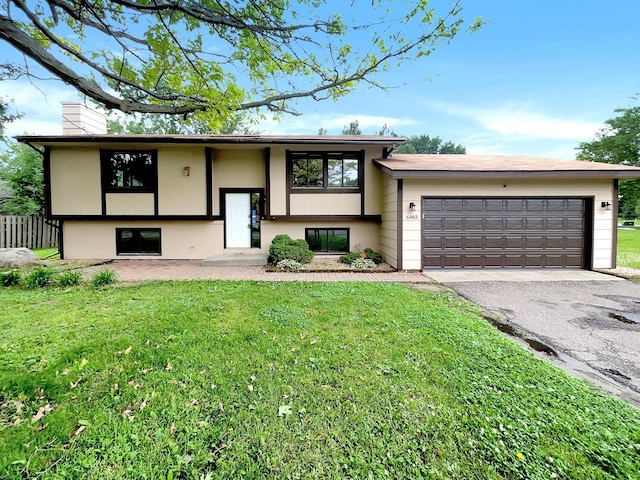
[0,1,481,129]
[577,106,640,218]
[106,112,257,135]
[394,134,466,154]
[341,120,362,136]
[0,141,44,215]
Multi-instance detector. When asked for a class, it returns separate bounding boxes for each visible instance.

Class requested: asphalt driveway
[429,271,640,406]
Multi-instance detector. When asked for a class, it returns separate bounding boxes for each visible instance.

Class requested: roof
[15,134,404,148]
[374,154,640,179]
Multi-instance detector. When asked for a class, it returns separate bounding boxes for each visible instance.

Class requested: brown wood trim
[43,146,52,219]
[289,187,361,194]
[205,147,213,218]
[584,197,594,270]
[153,149,159,215]
[397,179,403,270]
[612,179,619,268]
[267,215,381,222]
[286,150,291,216]
[359,150,365,215]
[265,147,271,218]
[49,215,223,221]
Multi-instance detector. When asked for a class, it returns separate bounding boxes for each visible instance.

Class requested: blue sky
[3,1,640,159]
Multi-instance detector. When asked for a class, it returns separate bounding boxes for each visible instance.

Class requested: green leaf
[278,405,292,417]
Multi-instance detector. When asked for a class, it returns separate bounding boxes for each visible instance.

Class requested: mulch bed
[266,257,396,273]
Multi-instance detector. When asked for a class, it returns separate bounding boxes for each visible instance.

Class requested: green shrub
[269,235,314,265]
[340,252,361,264]
[24,265,56,288]
[91,268,118,287]
[0,269,21,287]
[276,259,302,271]
[58,270,83,287]
[340,248,383,265]
[351,258,376,270]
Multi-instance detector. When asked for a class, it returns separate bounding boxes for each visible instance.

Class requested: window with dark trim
[102,150,157,192]
[116,228,161,255]
[305,228,349,253]
[288,151,362,191]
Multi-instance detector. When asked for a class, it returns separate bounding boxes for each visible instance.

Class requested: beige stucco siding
[363,147,384,215]
[399,178,615,270]
[62,219,381,259]
[50,148,102,215]
[379,175,398,268]
[268,146,287,215]
[289,194,361,215]
[105,193,154,215]
[212,150,264,215]
[62,220,224,259]
[158,148,207,215]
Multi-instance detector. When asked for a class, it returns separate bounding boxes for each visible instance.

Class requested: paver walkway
[83,259,432,282]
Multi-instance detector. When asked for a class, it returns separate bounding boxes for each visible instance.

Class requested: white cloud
[3,80,81,136]
[424,100,601,141]
[257,113,417,135]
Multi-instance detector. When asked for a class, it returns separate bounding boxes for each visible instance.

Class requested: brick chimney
[62,102,107,135]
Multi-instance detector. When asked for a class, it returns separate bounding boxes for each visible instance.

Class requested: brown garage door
[422,198,587,269]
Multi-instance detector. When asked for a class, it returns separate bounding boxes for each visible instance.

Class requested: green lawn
[1,281,639,479]
[618,228,640,269]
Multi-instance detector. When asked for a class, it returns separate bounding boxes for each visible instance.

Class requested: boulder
[0,248,42,269]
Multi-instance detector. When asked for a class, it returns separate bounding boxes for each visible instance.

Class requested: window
[116,228,161,255]
[289,151,362,190]
[306,228,349,253]
[102,150,157,191]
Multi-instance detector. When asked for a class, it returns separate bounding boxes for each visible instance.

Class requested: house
[16,103,640,270]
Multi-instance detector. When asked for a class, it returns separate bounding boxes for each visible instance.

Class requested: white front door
[225,193,251,248]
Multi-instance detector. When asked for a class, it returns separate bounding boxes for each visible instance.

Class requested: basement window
[116,228,161,255]
[305,228,349,253]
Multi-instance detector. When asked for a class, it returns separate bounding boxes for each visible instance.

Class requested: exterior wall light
[409,202,416,211]
[183,166,191,176]
[601,201,611,210]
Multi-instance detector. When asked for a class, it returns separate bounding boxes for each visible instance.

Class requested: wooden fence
[0,216,59,249]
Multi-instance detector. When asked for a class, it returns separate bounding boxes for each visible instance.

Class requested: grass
[1,281,640,479]
[31,248,60,260]
[617,228,640,269]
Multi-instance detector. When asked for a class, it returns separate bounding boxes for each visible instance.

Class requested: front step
[201,254,268,266]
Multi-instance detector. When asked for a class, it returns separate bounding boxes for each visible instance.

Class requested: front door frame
[221,188,265,249]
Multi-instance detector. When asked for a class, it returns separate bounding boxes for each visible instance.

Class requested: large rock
[0,248,42,269]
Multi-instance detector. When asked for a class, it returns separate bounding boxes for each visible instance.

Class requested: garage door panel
[464,218,483,231]
[422,197,586,269]
[566,236,583,249]
[485,236,503,249]
[505,236,525,249]
[444,218,463,231]
[485,199,503,211]
[506,255,526,267]
[484,218,504,230]
[526,199,545,211]
[424,236,442,248]
[463,236,483,249]
[506,199,525,211]
[443,236,462,249]
[547,199,566,211]
[466,199,483,211]
[545,218,566,231]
